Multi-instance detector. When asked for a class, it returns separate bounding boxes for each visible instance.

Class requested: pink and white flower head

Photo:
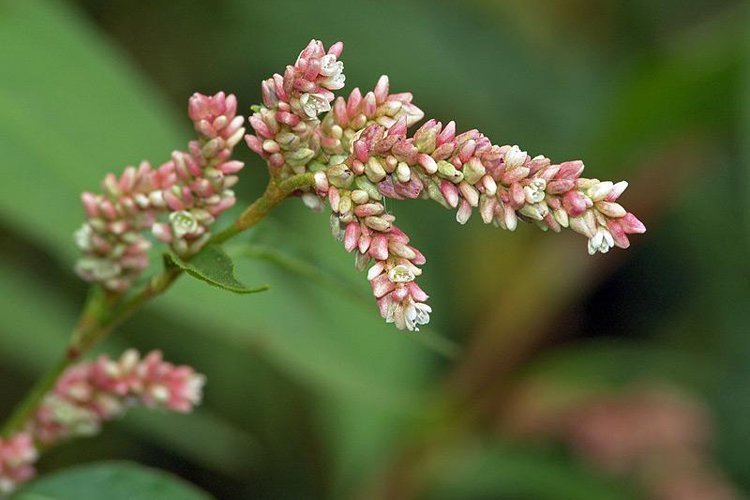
[318,119,645,330]
[75,91,246,287]
[75,92,246,281]
[130,350,205,412]
[30,350,205,447]
[75,161,167,292]
[320,75,424,157]
[152,92,245,256]
[260,39,345,117]
[245,40,346,179]
[0,433,37,495]
[242,40,646,331]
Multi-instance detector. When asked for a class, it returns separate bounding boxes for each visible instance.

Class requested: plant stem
[0,173,314,438]
[0,287,114,437]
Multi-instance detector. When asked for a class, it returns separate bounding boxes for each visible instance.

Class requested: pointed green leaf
[165,245,268,295]
[15,461,213,500]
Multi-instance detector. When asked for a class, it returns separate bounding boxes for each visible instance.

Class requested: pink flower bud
[333,97,348,125]
[437,121,456,146]
[456,199,472,224]
[369,234,390,260]
[347,87,363,115]
[418,153,438,174]
[440,180,460,208]
[364,91,377,117]
[606,180,629,201]
[557,160,585,180]
[619,212,646,234]
[562,190,590,217]
[328,41,344,57]
[374,75,389,104]
[370,273,395,298]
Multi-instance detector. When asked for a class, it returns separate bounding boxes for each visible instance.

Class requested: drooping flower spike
[246,40,646,331]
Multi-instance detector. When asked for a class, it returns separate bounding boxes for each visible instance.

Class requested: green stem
[0,287,115,437]
[0,173,314,438]
[1,356,69,438]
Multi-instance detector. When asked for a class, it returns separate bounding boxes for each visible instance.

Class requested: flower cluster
[244,39,345,184]
[0,433,36,496]
[74,161,170,292]
[244,40,646,331]
[73,38,646,330]
[319,75,424,157]
[75,92,245,291]
[0,350,203,494]
[30,349,204,445]
[152,92,245,256]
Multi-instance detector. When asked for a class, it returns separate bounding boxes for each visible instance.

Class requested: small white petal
[504,145,527,170]
[388,264,416,283]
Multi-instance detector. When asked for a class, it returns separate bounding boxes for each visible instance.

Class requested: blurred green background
[0,0,747,498]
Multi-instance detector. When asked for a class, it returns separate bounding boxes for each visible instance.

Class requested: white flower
[169,210,200,238]
[299,93,331,118]
[74,223,93,251]
[319,55,345,90]
[322,72,346,90]
[388,264,416,283]
[319,55,343,76]
[503,145,527,170]
[587,227,615,255]
[518,202,549,221]
[523,178,547,204]
[404,302,432,332]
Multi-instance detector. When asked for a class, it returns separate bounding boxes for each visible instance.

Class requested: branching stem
[0,173,314,438]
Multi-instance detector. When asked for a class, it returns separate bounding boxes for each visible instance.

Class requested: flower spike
[245,41,645,331]
[75,93,246,290]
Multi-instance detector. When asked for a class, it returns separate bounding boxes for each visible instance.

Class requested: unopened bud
[365,157,387,183]
[463,158,486,184]
[364,216,392,232]
[327,164,354,188]
[437,160,463,183]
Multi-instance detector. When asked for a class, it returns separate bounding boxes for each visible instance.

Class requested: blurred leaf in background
[1,0,747,498]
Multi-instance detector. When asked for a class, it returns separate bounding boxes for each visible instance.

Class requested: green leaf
[14,461,213,500]
[165,245,268,294]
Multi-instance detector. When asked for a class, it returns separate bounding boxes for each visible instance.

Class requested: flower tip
[328,41,344,57]
[622,212,646,234]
